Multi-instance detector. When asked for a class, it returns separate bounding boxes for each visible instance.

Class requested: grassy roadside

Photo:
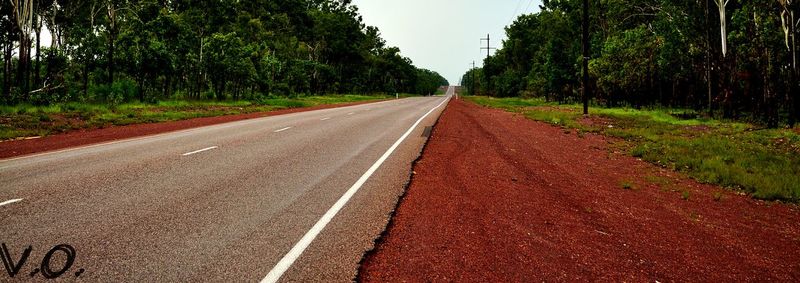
[466,96,800,202]
[0,94,394,141]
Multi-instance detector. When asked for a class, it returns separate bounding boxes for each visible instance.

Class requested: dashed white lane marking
[320,117,331,121]
[274,127,293,133]
[260,96,450,283]
[0,198,23,207]
[347,112,355,115]
[181,146,218,156]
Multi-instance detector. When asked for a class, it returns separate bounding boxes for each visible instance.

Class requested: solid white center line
[0,198,23,207]
[320,117,331,121]
[181,146,218,156]
[260,96,450,283]
[274,127,293,133]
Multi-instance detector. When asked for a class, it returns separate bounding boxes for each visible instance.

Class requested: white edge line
[320,117,331,121]
[274,127,293,133]
[0,198,23,207]
[260,96,450,283]
[181,146,218,156]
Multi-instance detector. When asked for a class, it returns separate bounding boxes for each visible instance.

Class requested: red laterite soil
[359,98,800,282]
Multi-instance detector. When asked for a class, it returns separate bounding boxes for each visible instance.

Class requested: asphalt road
[0,91,451,282]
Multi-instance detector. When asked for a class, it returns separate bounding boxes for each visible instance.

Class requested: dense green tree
[465,0,800,126]
[1,0,448,105]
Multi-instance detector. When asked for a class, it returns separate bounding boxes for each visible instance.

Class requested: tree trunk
[26,34,31,95]
[790,10,799,126]
[197,35,204,99]
[83,59,89,97]
[779,1,798,126]
[107,34,115,85]
[715,0,728,58]
[754,11,776,127]
[163,75,171,98]
[35,18,41,87]
[716,0,732,119]
[138,77,145,102]
[17,36,30,97]
[3,43,11,99]
[581,0,590,115]
[722,56,733,119]
[705,0,714,116]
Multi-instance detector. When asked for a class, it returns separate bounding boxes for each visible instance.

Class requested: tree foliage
[464,0,800,126]
[0,0,448,104]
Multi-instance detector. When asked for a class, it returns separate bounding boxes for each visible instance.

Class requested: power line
[506,0,524,27]
[523,0,535,14]
[507,0,535,27]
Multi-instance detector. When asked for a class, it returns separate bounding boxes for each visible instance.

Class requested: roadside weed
[681,191,691,200]
[620,181,635,190]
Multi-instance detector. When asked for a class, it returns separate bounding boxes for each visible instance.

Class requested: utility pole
[471,61,476,96]
[480,34,496,60]
[581,0,590,115]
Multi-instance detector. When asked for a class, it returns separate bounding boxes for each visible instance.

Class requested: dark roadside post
[471,61,476,96]
[480,34,495,97]
[582,0,590,115]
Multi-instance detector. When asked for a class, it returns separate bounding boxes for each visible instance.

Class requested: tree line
[1,0,448,105]
[462,0,800,127]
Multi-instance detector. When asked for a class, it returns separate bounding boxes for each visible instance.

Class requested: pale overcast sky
[351,0,542,85]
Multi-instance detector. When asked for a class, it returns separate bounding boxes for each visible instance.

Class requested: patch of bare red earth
[0,100,382,159]
[359,99,800,281]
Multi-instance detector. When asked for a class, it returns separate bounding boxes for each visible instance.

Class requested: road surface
[0,91,452,281]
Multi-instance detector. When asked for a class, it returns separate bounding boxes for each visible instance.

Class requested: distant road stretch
[0,90,452,282]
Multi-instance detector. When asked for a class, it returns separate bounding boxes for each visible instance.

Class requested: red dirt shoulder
[359,99,800,282]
